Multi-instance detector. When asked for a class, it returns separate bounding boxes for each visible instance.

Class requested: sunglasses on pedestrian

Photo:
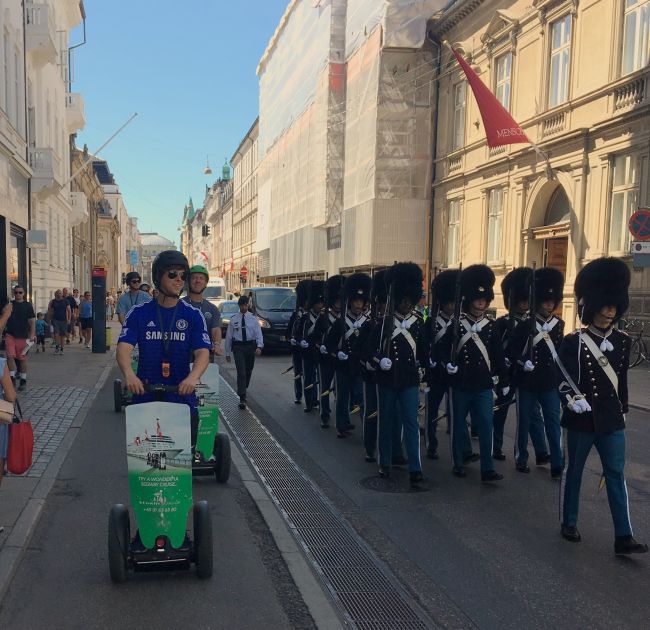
[14,290,24,295]
[129,279,141,284]
[165,271,188,281]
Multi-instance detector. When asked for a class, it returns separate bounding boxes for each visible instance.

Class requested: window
[14,50,21,131]
[610,154,639,252]
[622,0,650,75]
[487,188,504,262]
[548,15,572,107]
[495,53,512,110]
[3,30,9,114]
[447,199,461,265]
[452,82,466,150]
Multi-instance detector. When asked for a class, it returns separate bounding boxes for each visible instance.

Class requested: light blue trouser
[378,385,421,472]
[518,388,563,470]
[515,389,549,464]
[335,369,363,431]
[450,388,494,473]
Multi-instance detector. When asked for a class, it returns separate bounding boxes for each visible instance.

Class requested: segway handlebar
[142,383,181,394]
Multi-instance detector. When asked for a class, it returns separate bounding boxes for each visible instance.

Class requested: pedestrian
[0,355,18,487]
[140,283,151,295]
[441,265,508,482]
[326,273,372,438]
[313,275,345,428]
[288,280,310,405]
[425,269,459,460]
[493,267,548,463]
[4,285,36,391]
[0,294,12,336]
[225,295,264,410]
[183,265,223,361]
[72,289,82,342]
[105,292,115,320]
[116,272,151,324]
[558,257,647,555]
[366,262,428,489]
[295,282,325,413]
[35,312,46,352]
[152,288,159,300]
[510,267,565,478]
[47,289,71,355]
[62,288,78,344]
[79,291,93,348]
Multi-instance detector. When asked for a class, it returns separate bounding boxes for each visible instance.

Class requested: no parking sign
[629,208,650,241]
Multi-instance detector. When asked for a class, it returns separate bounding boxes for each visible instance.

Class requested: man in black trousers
[225,295,264,409]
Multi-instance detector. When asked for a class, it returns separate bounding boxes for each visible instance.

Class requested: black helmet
[125,271,141,285]
[152,250,190,289]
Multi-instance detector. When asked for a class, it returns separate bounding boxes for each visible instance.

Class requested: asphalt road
[221,352,650,630]
[0,369,314,630]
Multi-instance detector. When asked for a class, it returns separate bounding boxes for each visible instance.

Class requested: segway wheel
[113,379,123,412]
[108,504,130,583]
[193,501,213,579]
[213,433,231,484]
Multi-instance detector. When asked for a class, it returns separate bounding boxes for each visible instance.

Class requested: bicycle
[619,319,648,368]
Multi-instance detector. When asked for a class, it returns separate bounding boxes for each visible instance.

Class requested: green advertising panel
[196,406,219,461]
[125,402,193,548]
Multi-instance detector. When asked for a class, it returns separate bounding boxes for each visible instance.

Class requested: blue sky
[73,0,287,245]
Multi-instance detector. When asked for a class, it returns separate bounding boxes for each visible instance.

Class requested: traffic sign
[240,265,248,278]
[628,208,650,241]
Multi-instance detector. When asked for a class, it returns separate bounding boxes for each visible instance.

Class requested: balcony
[29,148,62,195]
[69,191,88,226]
[613,75,647,111]
[65,93,85,133]
[25,2,57,66]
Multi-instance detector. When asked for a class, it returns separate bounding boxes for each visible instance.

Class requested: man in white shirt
[225,295,264,409]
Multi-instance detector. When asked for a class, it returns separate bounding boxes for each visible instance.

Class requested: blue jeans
[518,388,563,470]
[335,369,363,431]
[561,430,633,538]
[426,380,446,455]
[450,387,494,473]
[515,389,549,464]
[319,362,335,421]
[363,380,377,457]
[292,349,302,401]
[378,385,421,472]
[302,355,318,409]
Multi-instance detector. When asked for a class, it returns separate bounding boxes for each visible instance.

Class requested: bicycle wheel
[629,337,644,368]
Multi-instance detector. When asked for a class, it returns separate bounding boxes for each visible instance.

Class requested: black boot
[392,455,407,466]
[492,450,506,461]
[463,452,480,464]
[615,536,648,555]
[378,466,390,478]
[516,462,531,473]
[365,453,377,463]
[536,453,551,466]
[561,524,581,543]
[452,466,466,478]
[409,471,428,490]
[481,470,504,482]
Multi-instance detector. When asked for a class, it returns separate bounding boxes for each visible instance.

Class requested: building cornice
[430,0,486,37]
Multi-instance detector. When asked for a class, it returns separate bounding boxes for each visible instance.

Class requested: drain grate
[218,378,433,629]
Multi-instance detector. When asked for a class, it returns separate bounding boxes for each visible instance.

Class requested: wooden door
[544,237,568,316]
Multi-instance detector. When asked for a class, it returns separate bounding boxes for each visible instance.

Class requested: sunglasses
[129,279,141,284]
[14,290,24,295]
[166,271,188,281]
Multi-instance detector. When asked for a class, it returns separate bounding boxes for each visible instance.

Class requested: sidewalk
[628,364,650,412]
[0,321,120,599]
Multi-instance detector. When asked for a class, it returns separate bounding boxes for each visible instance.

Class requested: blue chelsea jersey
[118,299,212,408]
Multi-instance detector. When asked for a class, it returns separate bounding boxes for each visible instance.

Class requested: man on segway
[116,250,211,448]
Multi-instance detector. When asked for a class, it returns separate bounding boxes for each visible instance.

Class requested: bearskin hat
[501,267,532,310]
[387,262,423,307]
[307,280,326,307]
[534,267,564,308]
[372,270,389,304]
[295,279,311,309]
[461,264,495,306]
[431,270,459,307]
[575,257,630,324]
[325,275,345,308]
[345,273,372,304]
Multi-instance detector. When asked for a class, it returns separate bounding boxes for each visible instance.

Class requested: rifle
[381,280,395,359]
[450,263,463,365]
[528,262,537,363]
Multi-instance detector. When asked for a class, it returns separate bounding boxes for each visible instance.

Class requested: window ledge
[488,260,507,270]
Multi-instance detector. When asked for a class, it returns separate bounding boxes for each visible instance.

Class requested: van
[203,277,232,304]
[243,286,296,349]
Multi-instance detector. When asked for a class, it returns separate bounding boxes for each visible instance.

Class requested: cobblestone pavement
[16,387,91,479]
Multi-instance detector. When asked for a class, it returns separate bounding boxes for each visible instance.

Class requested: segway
[108,383,213,583]
[192,363,231,483]
[114,351,139,412]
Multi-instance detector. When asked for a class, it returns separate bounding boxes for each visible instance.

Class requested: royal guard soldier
[509,267,565,478]
[425,269,459,459]
[289,280,311,405]
[326,273,372,438]
[441,265,508,482]
[365,262,428,489]
[313,275,345,428]
[295,281,325,413]
[558,258,647,555]
[494,267,548,462]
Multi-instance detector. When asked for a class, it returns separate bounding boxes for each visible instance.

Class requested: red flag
[452,48,530,147]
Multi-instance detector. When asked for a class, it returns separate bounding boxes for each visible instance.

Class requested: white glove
[300,340,309,349]
[523,360,535,373]
[290,338,297,346]
[569,397,591,414]
[380,358,392,371]
[337,351,348,361]
[501,386,510,397]
[319,345,328,355]
[446,363,458,375]
[504,357,511,368]
[418,368,426,382]
[429,358,437,369]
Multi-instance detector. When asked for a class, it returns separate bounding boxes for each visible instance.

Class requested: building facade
[429,0,650,322]
[140,233,176,286]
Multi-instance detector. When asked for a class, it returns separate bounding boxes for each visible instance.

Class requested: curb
[629,402,649,413]
[0,352,116,604]
[228,434,344,630]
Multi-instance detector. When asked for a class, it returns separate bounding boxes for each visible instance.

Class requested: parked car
[241,286,296,350]
[216,300,239,338]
